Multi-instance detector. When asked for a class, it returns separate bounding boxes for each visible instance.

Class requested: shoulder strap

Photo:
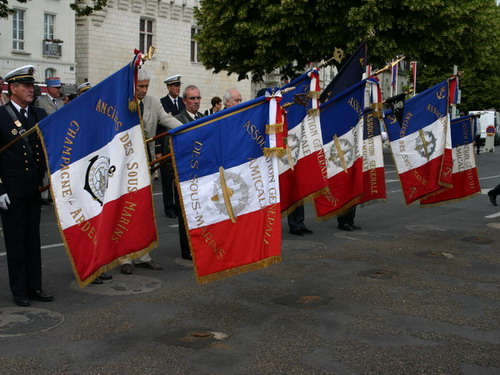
[2,104,34,154]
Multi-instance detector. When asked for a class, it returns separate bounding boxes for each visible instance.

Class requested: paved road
[0,148,499,375]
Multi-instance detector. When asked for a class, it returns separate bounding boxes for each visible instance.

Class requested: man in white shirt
[120,68,182,275]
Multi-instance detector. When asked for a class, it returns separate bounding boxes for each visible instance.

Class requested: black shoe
[165,210,177,218]
[349,224,362,230]
[135,260,163,270]
[91,277,103,284]
[301,227,314,235]
[488,191,497,206]
[14,296,30,306]
[290,229,305,236]
[182,254,193,260]
[28,290,53,302]
[99,273,113,280]
[338,223,354,231]
[120,263,133,275]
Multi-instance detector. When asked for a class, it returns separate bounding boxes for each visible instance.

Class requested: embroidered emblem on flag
[170,96,282,283]
[420,115,480,206]
[314,80,369,220]
[384,80,453,205]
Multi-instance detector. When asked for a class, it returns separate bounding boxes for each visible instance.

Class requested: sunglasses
[186,96,201,100]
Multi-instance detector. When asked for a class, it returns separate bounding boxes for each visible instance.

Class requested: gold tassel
[307,108,319,117]
[264,147,286,157]
[308,91,321,99]
[129,100,138,112]
[266,123,284,134]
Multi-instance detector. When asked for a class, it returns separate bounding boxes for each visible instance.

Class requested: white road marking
[485,212,500,219]
[0,242,65,257]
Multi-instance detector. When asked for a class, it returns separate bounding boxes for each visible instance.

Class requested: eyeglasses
[186,96,201,100]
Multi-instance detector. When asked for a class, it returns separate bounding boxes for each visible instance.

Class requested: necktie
[194,113,200,120]
[139,101,144,116]
[20,108,27,118]
[173,98,178,110]
[52,99,58,109]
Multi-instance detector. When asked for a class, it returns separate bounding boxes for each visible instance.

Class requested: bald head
[224,88,242,108]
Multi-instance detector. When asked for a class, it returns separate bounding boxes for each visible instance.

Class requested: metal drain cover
[0,307,65,337]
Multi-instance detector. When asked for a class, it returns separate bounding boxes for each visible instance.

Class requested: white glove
[0,193,10,210]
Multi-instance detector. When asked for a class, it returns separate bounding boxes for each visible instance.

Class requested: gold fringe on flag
[266,123,284,134]
[307,108,320,117]
[420,191,479,208]
[280,186,331,218]
[313,196,361,222]
[196,255,282,284]
[308,91,321,100]
[370,103,383,110]
[264,147,286,157]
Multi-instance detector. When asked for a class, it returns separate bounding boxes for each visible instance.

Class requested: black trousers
[0,194,42,298]
[337,206,356,226]
[160,162,176,215]
[490,184,500,198]
[174,186,191,259]
[287,205,306,232]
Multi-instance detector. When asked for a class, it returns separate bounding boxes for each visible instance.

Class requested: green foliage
[0,0,108,18]
[195,0,500,109]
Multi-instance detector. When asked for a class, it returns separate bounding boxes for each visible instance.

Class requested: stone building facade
[75,0,252,111]
[0,0,76,87]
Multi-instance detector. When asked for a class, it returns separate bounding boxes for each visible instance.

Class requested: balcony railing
[43,41,62,57]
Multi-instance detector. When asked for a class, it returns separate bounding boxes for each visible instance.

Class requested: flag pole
[370,56,405,77]
[149,153,172,173]
[0,125,39,154]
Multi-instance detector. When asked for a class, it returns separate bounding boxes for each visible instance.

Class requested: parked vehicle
[469,110,500,145]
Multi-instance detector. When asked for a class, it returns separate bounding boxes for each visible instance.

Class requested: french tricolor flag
[358,78,386,206]
[38,57,157,286]
[170,96,282,283]
[420,115,480,206]
[384,80,453,205]
[278,68,329,214]
[313,80,369,220]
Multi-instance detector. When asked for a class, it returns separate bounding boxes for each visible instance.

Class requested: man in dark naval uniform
[157,75,184,218]
[0,65,53,306]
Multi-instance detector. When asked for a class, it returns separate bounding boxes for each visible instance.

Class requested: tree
[195,0,500,109]
[0,0,108,18]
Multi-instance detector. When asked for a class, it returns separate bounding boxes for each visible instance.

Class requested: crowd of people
[1,64,497,307]
[0,64,249,306]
